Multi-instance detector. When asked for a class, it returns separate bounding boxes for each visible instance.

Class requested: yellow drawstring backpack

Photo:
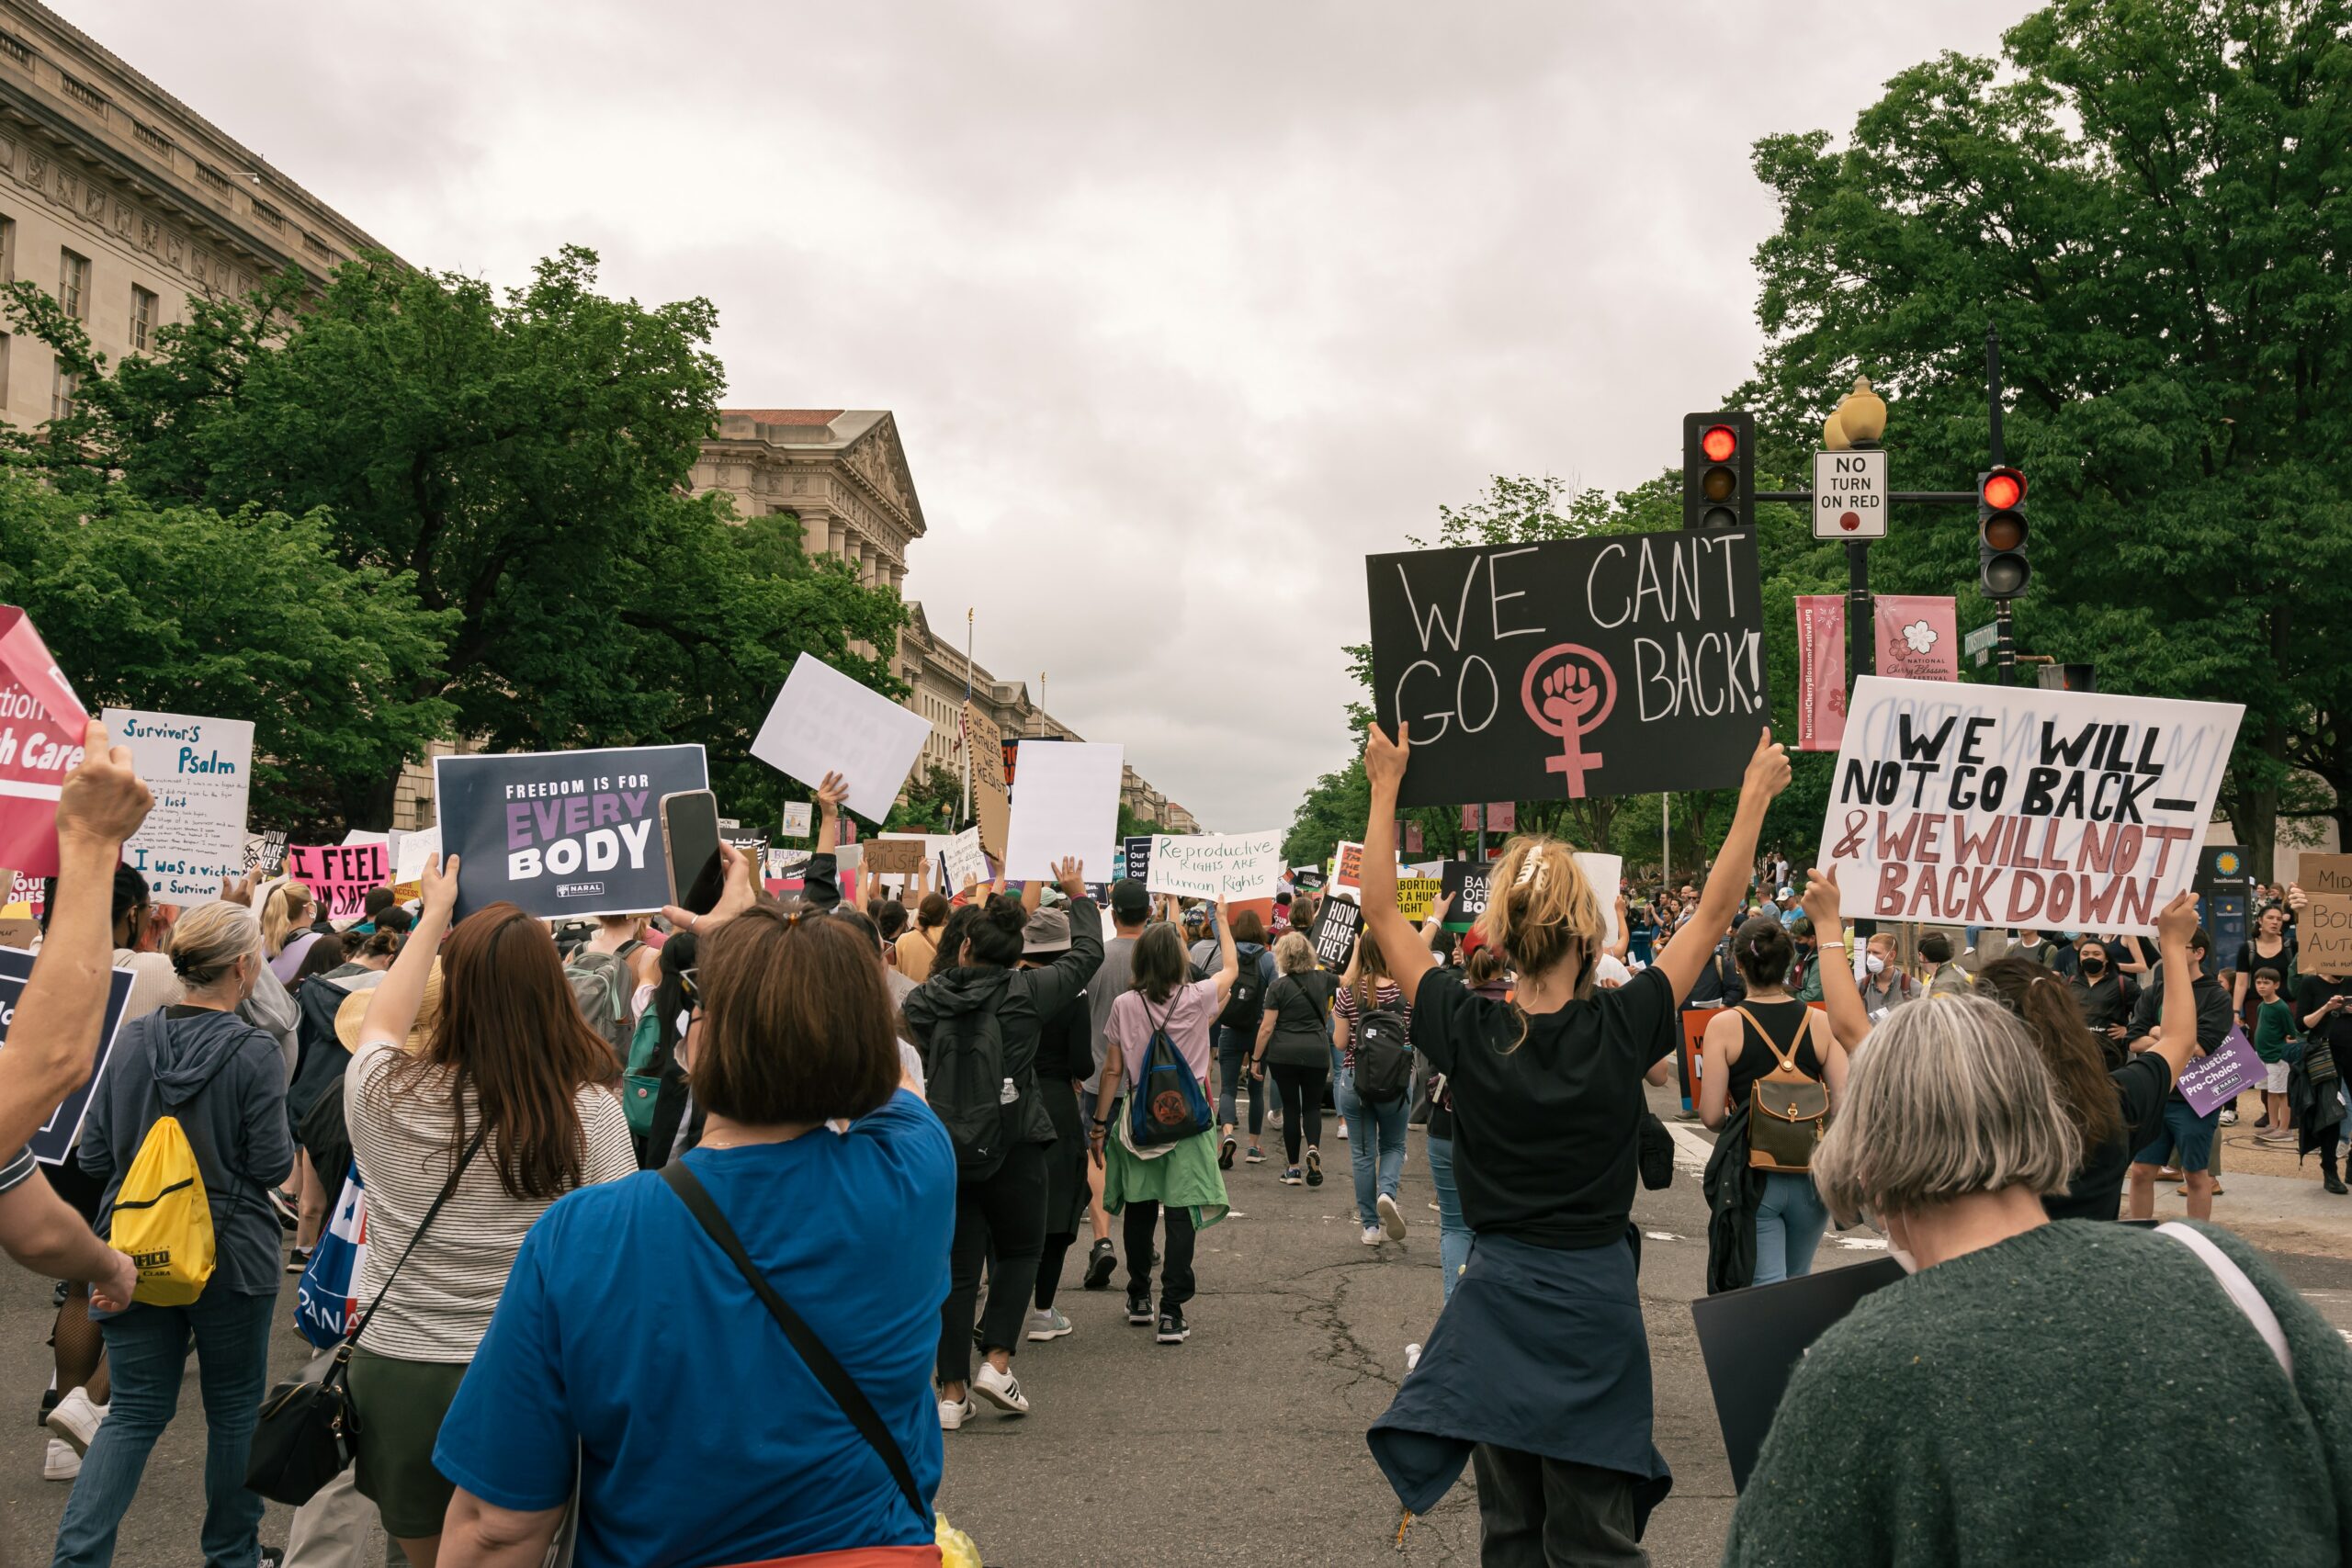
[112,1114,215,1304]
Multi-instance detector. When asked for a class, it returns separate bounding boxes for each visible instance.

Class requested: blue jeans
[1424,1134,1471,1301]
[1753,1173,1831,1286]
[1334,1068,1408,1229]
[53,1289,278,1567]
[1214,1027,1265,1142]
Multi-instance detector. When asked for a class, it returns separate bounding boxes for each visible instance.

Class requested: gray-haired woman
[1725,893,2352,1567]
[54,900,295,1568]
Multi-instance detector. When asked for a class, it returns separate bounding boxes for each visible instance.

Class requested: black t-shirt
[2295,973,2352,1056]
[1410,964,1675,1250]
[1031,989,1093,1084]
[1261,971,1340,1068]
[2043,1052,2171,1221]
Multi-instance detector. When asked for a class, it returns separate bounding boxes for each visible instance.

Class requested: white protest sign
[781,800,814,839]
[1001,740,1122,882]
[1577,852,1623,946]
[1145,831,1284,901]
[1822,677,2242,938]
[941,826,989,891]
[752,653,932,823]
[392,826,441,886]
[102,708,254,903]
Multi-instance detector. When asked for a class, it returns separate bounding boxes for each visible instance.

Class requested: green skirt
[1103,1128,1228,1228]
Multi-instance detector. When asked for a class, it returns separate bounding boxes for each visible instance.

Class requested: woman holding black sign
[1358,719,1791,1562]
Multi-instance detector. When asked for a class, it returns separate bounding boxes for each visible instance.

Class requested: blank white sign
[752,653,933,823]
[1001,741,1123,883]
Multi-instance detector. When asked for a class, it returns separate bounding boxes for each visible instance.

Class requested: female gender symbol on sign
[1520,644,1617,799]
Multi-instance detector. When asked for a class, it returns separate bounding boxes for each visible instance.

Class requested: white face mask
[1864,953,1887,976]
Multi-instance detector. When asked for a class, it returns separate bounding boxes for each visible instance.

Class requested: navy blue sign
[2,946,137,1166]
[435,745,709,919]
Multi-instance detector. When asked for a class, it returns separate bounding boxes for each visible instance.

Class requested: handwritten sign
[3,946,136,1165]
[392,826,441,886]
[780,801,813,840]
[104,708,254,902]
[286,842,388,921]
[1145,831,1283,901]
[0,607,91,878]
[434,744,709,919]
[1001,740,1122,882]
[1310,896,1361,970]
[941,826,989,891]
[1822,678,2242,938]
[964,703,1011,858]
[864,837,928,877]
[1367,529,1768,807]
[752,654,931,823]
[2179,1025,2266,1116]
[2298,854,2352,974]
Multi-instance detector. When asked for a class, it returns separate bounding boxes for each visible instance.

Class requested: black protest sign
[1691,1257,1905,1492]
[1311,896,1362,970]
[435,744,709,919]
[3,946,136,1166]
[1441,860,1490,931]
[1367,529,1767,807]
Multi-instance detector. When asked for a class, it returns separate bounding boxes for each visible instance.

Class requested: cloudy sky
[93,0,2034,831]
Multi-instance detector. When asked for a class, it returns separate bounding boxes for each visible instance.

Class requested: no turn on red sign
[1812,449,1887,540]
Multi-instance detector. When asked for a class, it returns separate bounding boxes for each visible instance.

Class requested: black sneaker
[1218,1135,1237,1170]
[2326,1171,2347,1196]
[1082,1239,1116,1291]
[1125,1290,1154,1325]
[1156,1305,1190,1345]
[284,1247,311,1276]
[1306,1147,1324,1187]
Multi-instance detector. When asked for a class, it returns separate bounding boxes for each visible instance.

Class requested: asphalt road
[1,1088,2345,1567]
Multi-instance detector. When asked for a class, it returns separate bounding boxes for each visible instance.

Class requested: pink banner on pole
[1874,595,1960,682]
[1795,596,1847,753]
[0,607,93,877]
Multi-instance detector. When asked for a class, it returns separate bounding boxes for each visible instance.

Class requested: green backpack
[623,1010,667,1138]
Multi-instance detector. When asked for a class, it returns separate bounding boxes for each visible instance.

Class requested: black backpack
[1352,993,1414,1105]
[1217,953,1267,1030]
[931,1004,1014,1180]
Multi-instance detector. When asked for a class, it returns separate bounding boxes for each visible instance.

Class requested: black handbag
[246,1129,484,1506]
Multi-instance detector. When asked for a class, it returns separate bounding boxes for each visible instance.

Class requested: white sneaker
[1362,1224,1384,1246]
[938,1394,976,1431]
[1339,1122,1350,1141]
[1406,1343,1423,1373]
[974,1359,1030,1416]
[1378,1191,1408,1241]
[1024,1307,1073,1342]
[43,1437,80,1481]
[46,1386,106,1456]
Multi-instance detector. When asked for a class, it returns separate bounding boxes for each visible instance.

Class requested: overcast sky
[91,0,2035,832]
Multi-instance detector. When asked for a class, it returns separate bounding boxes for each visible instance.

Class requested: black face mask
[2079,959,2104,976]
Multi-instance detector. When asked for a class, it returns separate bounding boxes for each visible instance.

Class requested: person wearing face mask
[1857,933,1919,1016]
[2066,938,2139,1066]
[53,900,295,1568]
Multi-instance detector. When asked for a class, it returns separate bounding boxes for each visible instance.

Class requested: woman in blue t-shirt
[433,845,953,1568]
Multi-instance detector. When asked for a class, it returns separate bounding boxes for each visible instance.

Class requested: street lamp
[1826,376,1886,450]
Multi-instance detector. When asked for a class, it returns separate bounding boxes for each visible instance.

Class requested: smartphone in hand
[660,789,727,915]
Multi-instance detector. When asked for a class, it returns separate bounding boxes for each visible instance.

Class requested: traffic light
[1977,467,2029,599]
[1683,412,1753,533]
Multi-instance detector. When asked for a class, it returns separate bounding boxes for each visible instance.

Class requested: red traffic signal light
[1683,412,1753,532]
[1701,424,1738,463]
[1981,468,2025,511]
[1977,468,2030,600]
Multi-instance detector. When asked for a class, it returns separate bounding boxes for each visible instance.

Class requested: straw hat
[334,959,442,1053]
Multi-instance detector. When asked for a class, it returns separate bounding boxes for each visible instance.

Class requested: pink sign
[0,607,92,877]
[286,842,390,920]
[1795,596,1847,753]
[1874,596,1959,682]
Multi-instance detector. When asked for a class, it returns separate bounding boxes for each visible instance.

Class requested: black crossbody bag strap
[661,1162,929,1529]
[345,1126,488,1349]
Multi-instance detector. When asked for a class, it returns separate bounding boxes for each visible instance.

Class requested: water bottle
[999,1077,1018,1105]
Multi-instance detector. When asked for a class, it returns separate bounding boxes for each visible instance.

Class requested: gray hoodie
[80,1006,294,1296]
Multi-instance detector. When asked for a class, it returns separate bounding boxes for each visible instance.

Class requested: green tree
[0,472,454,836]
[1743,0,2352,877]
[6,247,908,827]
[883,765,964,835]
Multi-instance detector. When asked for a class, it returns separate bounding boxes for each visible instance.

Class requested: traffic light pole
[1986,322,2018,685]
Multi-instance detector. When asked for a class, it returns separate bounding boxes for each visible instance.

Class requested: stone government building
[0,0,1199,837]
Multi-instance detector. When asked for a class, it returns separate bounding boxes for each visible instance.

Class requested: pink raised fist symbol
[1520,644,1616,799]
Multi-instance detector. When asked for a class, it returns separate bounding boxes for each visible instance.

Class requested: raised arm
[1360,724,1438,1007]
[362,852,458,1045]
[0,722,152,1154]
[797,773,851,913]
[2142,891,2203,1090]
[1655,731,1790,1005]
[1802,867,1871,1051]
[1210,898,1239,1009]
[1022,858,1105,1020]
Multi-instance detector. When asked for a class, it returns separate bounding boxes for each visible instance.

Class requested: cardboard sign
[1822,678,2242,938]
[1001,740,1122,882]
[102,708,254,904]
[1872,596,1959,682]
[752,654,931,823]
[2179,1025,2267,1116]
[1367,529,1768,807]
[1396,875,1442,921]
[863,837,928,877]
[434,744,710,919]
[1692,1257,1907,1492]
[963,703,1011,858]
[3,946,137,1165]
[287,842,389,920]
[780,801,814,840]
[2297,854,2352,974]
[1795,595,1848,753]
[1123,835,1155,890]
[243,830,288,878]
[1310,896,1362,970]
[1146,831,1283,901]
[0,607,92,878]
[941,826,989,891]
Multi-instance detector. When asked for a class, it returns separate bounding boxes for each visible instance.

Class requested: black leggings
[1269,1063,1327,1165]
[1122,1201,1196,1308]
[940,1141,1046,1384]
[1035,1233,1076,1311]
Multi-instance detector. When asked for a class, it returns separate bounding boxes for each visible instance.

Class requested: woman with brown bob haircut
[689,902,902,1125]
[344,856,639,1566]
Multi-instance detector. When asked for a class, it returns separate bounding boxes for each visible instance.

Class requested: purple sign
[2178,1025,2264,1117]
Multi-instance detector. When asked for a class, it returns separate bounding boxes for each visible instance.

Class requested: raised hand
[1365,721,1410,793]
[55,719,152,850]
[1743,728,1792,801]
[420,853,462,920]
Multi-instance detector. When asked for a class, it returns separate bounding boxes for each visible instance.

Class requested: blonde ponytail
[261,881,312,958]
[1476,836,1602,997]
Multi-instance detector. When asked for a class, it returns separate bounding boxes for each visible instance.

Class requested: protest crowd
[2,657,2350,1566]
